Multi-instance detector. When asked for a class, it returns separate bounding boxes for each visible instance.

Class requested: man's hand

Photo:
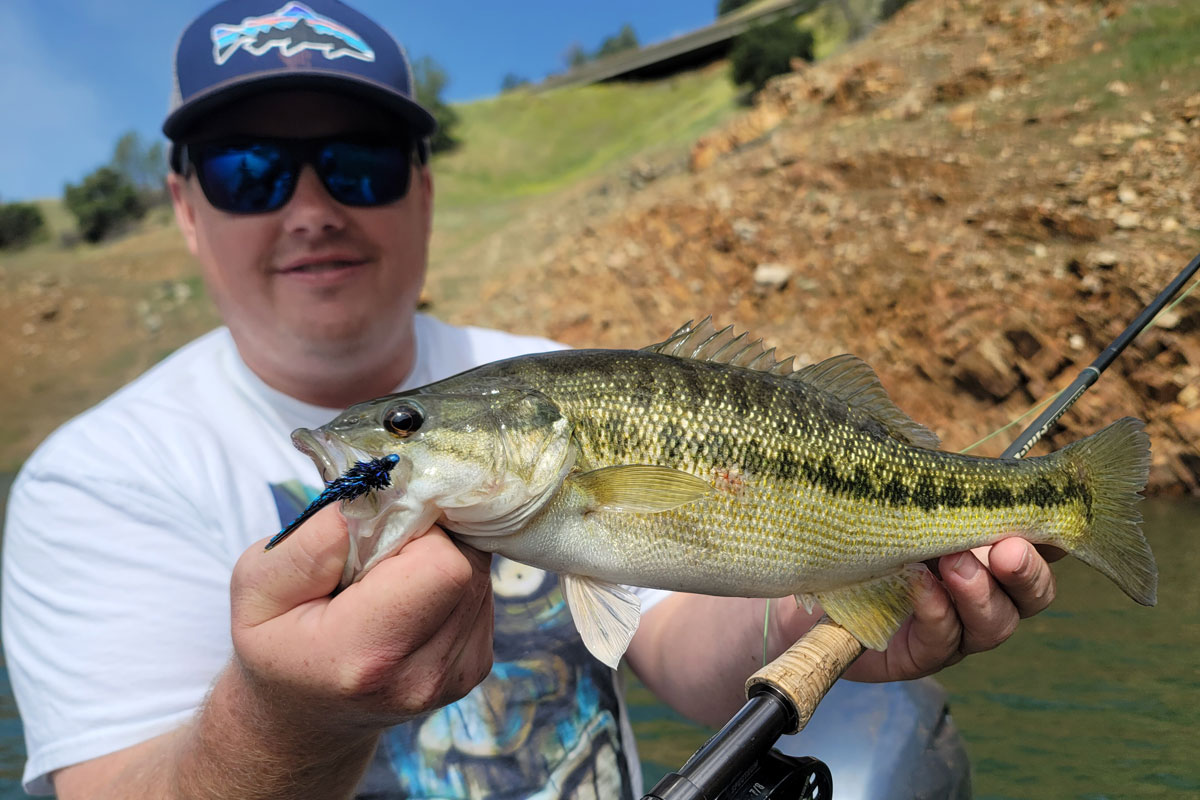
[231,504,495,731]
[772,537,1060,683]
[54,507,495,800]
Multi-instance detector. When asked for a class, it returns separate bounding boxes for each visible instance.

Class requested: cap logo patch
[210,2,376,66]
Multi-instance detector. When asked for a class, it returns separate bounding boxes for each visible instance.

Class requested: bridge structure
[538,0,825,91]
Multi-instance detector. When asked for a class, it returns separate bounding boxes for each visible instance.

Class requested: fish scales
[467,351,1091,595]
[290,319,1155,664]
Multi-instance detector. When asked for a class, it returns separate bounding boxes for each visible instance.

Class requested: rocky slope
[458,0,1200,494]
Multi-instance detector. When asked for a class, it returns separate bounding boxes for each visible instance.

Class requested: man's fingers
[940,550,1019,654]
[889,569,963,678]
[233,505,350,627]
[987,538,1057,618]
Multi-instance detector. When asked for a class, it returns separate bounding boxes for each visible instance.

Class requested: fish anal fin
[571,465,711,514]
[794,355,940,449]
[562,574,642,669]
[815,565,928,651]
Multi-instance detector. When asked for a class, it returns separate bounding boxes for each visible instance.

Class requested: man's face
[168,90,432,378]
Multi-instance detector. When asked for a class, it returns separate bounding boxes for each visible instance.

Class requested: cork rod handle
[744,615,865,735]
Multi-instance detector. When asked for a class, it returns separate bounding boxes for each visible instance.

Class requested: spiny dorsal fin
[643,317,796,375]
[794,355,940,449]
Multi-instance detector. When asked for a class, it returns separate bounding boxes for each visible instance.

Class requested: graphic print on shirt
[271,480,635,800]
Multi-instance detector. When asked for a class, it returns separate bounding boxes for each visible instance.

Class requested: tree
[111,130,168,202]
[717,0,755,16]
[729,17,815,94]
[500,73,530,92]
[411,56,460,155]
[564,43,589,70]
[63,166,145,243]
[0,200,45,249]
[595,24,639,59]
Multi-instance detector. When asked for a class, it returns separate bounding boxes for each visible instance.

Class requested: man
[1,1,1057,797]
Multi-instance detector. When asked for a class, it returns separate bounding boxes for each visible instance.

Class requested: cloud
[0,4,114,200]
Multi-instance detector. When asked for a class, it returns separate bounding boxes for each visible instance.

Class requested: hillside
[2,0,1199,495]
[455,0,1200,494]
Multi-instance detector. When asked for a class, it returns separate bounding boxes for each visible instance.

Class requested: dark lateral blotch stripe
[798,454,1092,513]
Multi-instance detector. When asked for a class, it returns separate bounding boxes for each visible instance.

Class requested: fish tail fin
[1058,416,1156,606]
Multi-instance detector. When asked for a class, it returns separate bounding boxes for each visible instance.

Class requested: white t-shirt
[2,315,660,797]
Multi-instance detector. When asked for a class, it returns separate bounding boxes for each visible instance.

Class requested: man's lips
[276,255,369,275]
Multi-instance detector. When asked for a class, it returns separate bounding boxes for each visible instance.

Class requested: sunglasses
[180,136,420,214]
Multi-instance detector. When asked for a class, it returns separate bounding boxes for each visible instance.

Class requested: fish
[289,318,1157,668]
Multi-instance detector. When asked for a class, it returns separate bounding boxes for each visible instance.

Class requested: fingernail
[952,552,980,579]
[1015,544,1032,577]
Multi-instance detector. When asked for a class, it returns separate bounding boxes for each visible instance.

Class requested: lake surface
[0,476,1195,798]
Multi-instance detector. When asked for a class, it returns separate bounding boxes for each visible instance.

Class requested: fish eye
[383,402,423,438]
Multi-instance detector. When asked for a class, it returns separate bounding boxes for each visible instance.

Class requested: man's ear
[167,172,200,256]
[416,166,434,239]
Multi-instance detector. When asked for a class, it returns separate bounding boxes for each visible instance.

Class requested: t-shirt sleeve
[1,441,235,794]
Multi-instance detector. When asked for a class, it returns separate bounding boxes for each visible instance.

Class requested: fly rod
[642,250,1200,800]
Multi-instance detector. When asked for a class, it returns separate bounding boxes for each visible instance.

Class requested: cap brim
[163,70,437,141]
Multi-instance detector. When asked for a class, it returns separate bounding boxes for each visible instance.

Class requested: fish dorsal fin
[647,320,939,449]
[561,574,642,669]
[643,317,798,376]
[794,355,941,450]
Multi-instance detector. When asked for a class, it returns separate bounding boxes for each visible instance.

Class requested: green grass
[426,64,741,298]
[433,66,739,208]
[1106,1,1200,84]
[1008,0,1200,118]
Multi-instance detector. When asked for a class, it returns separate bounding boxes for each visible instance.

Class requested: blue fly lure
[265,453,401,550]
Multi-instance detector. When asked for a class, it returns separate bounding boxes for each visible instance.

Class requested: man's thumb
[232,504,350,627]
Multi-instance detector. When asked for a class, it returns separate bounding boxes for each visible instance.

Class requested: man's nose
[281,165,348,234]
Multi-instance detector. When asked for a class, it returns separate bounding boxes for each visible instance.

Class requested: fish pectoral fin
[571,465,711,514]
[815,564,928,651]
[561,574,642,669]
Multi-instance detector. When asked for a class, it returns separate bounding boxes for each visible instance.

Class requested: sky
[0,1,720,201]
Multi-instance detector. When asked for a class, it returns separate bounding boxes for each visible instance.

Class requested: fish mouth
[291,427,344,484]
[290,427,413,528]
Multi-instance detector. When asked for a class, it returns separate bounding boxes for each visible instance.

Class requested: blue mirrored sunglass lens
[317,142,410,206]
[198,144,295,212]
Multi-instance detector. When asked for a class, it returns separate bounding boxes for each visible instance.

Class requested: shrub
[0,201,46,249]
[63,166,145,243]
[411,56,460,155]
[730,17,815,94]
[880,0,915,20]
[718,0,755,16]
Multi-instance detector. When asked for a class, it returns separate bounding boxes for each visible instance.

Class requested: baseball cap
[163,0,436,141]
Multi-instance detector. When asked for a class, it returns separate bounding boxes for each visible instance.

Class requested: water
[629,499,1200,799]
[0,482,1195,798]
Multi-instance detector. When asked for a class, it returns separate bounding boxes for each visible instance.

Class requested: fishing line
[960,269,1200,456]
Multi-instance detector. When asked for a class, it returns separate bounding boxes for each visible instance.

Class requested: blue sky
[1,1,719,201]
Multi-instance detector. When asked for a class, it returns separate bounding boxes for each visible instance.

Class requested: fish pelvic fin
[812,564,928,651]
[561,574,642,669]
[571,465,712,514]
[1058,416,1156,606]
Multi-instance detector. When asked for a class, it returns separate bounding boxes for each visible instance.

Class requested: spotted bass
[291,319,1156,668]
